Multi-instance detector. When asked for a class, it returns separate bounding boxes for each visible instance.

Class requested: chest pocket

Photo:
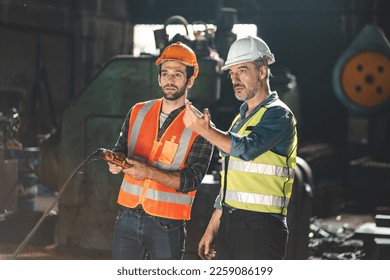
[159,136,179,165]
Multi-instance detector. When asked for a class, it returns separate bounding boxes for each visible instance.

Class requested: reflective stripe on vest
[223,160,295,179]
[224,189,289,208]
[121,180,194,205]
[118,98,198,220]
[128,100,155,157]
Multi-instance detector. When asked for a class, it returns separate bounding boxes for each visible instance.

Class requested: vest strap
[129,100,157,157]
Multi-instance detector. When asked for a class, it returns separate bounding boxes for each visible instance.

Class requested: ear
[259,65,267,80]
[158,75,162,87]
[186,76,195,89]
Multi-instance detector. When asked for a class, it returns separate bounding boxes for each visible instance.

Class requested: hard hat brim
[221,56,275,71]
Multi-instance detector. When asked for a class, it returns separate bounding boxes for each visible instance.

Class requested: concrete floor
[0,189,380,260]
[0,211,375,260]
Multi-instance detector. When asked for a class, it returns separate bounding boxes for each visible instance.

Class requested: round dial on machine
[333,24,390,115]
[341,51,390,109]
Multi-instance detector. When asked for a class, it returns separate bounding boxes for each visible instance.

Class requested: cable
[11,148,105,260]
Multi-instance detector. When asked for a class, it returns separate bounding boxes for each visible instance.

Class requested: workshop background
[1,0,390,260]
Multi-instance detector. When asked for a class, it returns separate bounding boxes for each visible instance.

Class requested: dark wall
[0,0,132,145]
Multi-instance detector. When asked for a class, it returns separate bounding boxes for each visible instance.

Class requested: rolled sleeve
[213,194,223,210]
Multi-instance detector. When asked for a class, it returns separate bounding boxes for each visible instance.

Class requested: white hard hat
[221,36,275,70]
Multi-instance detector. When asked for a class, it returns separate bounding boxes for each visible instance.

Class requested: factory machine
[333,24,390,259]
[0,106,20,214]
[333,24,390,209]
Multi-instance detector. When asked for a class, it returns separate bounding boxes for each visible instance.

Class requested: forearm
[200,126,232,154]
[205,208,222,237]
[198,208,221,260]
[183,100,232,154]
[147,166,181,190]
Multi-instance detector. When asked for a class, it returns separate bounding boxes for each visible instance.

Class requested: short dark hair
[157,64,195,80]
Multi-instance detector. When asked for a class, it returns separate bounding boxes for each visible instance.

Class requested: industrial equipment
[0,89,42,213]
[332,24,390,259]
[0,108,20,213]
[333,24,390,115]
[332,24,390,209]
[0,87,24,212]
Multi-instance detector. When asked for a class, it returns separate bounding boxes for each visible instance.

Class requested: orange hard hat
[156,42,199,78]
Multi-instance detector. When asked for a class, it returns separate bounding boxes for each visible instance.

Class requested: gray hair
[252,57,272,80]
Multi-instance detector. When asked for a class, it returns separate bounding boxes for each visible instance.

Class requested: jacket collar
[239,91,279,120]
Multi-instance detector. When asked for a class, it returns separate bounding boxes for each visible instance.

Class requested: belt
[222,205,286,223]
[222,204,236,214]
[129,205,149,216]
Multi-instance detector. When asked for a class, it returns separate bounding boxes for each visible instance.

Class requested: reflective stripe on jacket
[117,98,199,220]
[221,98,297,216]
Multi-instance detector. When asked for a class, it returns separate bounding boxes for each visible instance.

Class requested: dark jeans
[112,206,186,260]
[215,207,288,260]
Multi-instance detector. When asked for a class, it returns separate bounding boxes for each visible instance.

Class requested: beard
[162,84,187,101]
[234,79,261,102]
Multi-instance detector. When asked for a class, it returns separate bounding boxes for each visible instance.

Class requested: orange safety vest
[117,98,199,220]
